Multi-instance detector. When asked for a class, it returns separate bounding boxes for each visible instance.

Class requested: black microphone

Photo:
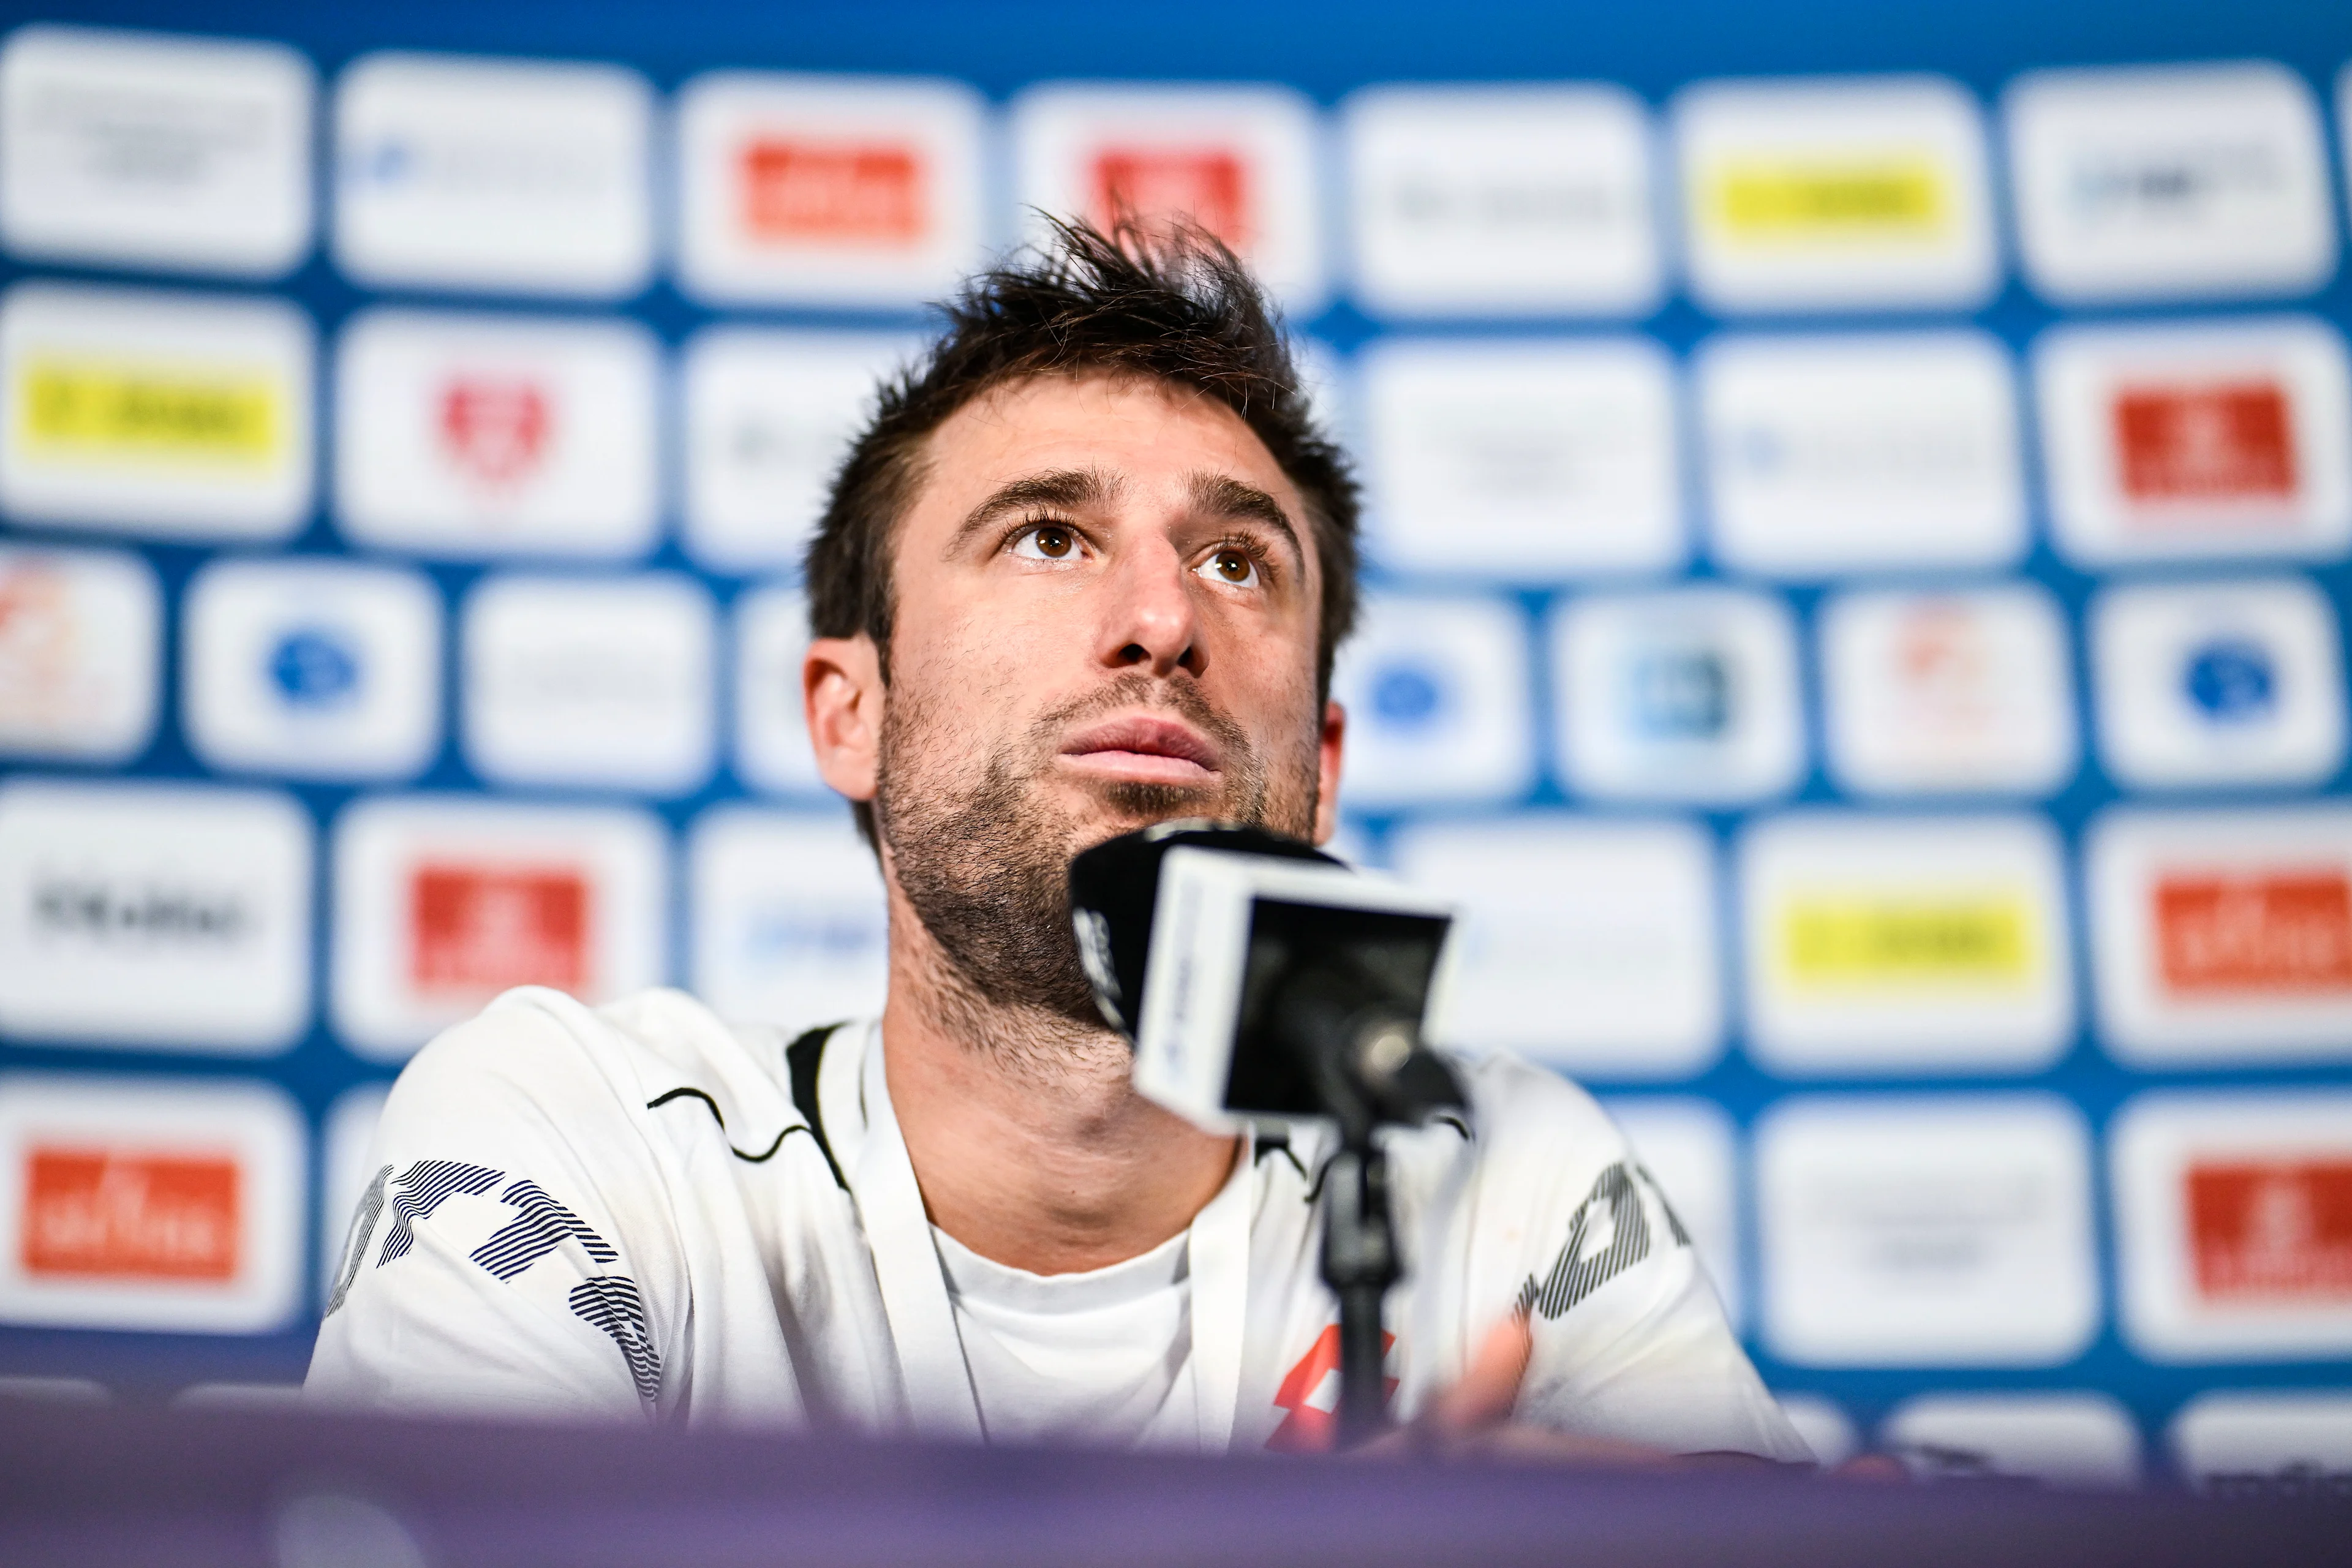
[1068,820,1468,1447]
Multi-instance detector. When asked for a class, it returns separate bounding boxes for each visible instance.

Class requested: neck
[877,888,1239,1276]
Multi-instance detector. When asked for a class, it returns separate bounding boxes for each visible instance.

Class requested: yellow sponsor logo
[1777,890,2037,989]
[16,356,285,466]
[1708,156,1951,242]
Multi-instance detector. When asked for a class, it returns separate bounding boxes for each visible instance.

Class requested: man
[307,220,1809,1463]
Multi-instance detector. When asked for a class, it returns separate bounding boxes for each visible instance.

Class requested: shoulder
[1451,1050,1630,1186]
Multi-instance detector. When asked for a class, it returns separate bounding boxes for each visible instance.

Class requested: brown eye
[1016,524,1076,560]
[1202,548,1258,586]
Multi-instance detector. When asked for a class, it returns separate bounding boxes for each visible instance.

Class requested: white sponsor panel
[734,586,824,796]
[1673,75,1998,314]
[2089,578,2345,791]
[1740,812,2072,1075]
[1757,1094,2099,1366]
[677,72,987,308]
[334,308,659,560]
[334,52,654,298]
[2113,1090,2352,1360]
[682,328,918,573]
[0,281,313,540]
[2087,806,2352,1066]
[1600,1096,1741,1322]
[461,573,716,796]
[0,25,311,277]
[0,778,309,1054]
[1821,584,2076,797]
[689,807,888,1028]
[318,1081,390,1302]
[330,794,666,1061]
[183,557,440,781]
[0,544,158,763]
[0,1072,303,1333]
[1697,331,2026,575]
[1329,596,1534,807]
[1392,816,1722,1079]
[1342,84,1660,318]
[2007,62,2335,305]
[1011,82,1324,311]
[1361,337,1683,579]
[1552,588,1803,804]
[2172,1392,2352,1496]
[2035,316,2352,565]
[1881,1393,2141,1488]
[1773,1395,1858,1468]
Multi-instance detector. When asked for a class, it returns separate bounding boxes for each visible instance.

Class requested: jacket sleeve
[306,992,684,1423]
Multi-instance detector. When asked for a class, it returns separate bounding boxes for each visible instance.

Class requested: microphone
[1068,820,1468,1447]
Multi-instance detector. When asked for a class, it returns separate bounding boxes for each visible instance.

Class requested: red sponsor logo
[2155,870,2352,997]
[2188,1158,2352,1302]
[21,1147,239,1283]
[0,565,78,725]
[738,139,924,245]
[1265,1322,1396,1453]
[409,862,590,997]
[439,377,551,488]
[2113,381,2297,507]
[1090,148,1252,251]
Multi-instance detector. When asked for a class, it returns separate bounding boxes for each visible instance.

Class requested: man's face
[805,371,1344,1021]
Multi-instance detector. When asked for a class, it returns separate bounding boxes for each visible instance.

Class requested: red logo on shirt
[2154,870,2352,997]
[1266,1322,1396,1453]
[739,139,925,245]
[2187,1158,2352,1303]
[21,1147,240,1282]
[440,377,552,488]
[2113,381,2297,507]
[1090,148,1252,251]
[409,862,590,997]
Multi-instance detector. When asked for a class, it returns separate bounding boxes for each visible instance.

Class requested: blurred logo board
[334,52,654,298]
[1740,813,2072,1075]
[0,544,159,764]
[2089,578,2345,790]
[1551,589,1803,804]
[0,1072,303,1332]
[733,586,824,797]
[1011,83,1324,311]
[2006,62,2335,305]
[682,328,919,574]
[1360,338,1682,579]
[1820,585,2076,797]
[183,557,440,780]
[1695,331,2026,576]
[334,308,659,560]
[0,25,312,277]
[2171,1392,2352,1496]
[1599,1096,1741,1322]
[1329,595,1535,807]
[2112,1091,2352,1360]
[688,807,887,1029]
[460,574,715,796]
[2035,317,2352,565]
[0,281,312,540]
[1879,1393,2141,1488]
[0,778,310,1054]
[1673,75,1998,314]
[1757,1095,2099,1366]
[2089,808,2352,1066]
[1341,85,1660,318]
[1393,816,1722,1079]
[677,72,987,309]
[330,795,665,1060]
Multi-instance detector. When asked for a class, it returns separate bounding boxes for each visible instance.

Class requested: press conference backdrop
[2,0,2351,1490]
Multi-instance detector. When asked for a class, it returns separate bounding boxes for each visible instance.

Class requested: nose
[1097,535,1204,679]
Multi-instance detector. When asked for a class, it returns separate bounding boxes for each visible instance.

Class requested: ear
[1311,699,1346,847]
[805,634,884,806]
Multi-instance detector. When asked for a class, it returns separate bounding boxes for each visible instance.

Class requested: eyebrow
[1188,472,1302,562]
[948,468,1120,552]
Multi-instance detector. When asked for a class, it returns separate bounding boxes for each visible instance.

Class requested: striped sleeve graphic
[570,1277,663,1404]
[323,1163,393,1317]
[377,1160,504,1267]
[470,1178,619,1281]
[1517,1161,1672,1322]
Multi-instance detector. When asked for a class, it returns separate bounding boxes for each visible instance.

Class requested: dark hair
[803,216,1361,842]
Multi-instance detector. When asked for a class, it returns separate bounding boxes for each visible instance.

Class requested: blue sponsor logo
[1370,661,1446,732]
[267,626,362,710]
[2182,636,2275,725]
[1625,646,1730,740]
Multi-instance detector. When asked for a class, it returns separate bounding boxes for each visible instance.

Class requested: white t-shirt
[306,986,1810,1461]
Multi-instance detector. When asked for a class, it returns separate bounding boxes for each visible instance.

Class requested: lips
[1059,714,1223,784]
